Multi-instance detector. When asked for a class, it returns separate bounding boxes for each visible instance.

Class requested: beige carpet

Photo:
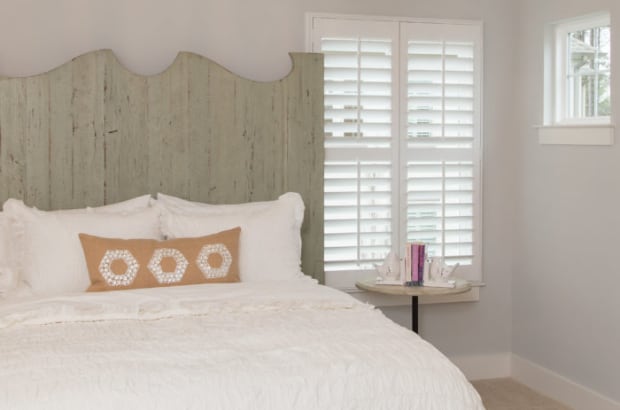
[472,378,573,410]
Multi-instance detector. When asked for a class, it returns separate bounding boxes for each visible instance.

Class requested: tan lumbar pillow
[79,227,241,292]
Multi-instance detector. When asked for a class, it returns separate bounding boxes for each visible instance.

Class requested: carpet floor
[472,378,573,410]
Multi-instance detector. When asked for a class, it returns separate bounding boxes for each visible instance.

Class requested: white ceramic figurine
[375,251,401,281]
[429,257,460,282]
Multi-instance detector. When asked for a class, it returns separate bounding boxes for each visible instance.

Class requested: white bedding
[0,280,484,410]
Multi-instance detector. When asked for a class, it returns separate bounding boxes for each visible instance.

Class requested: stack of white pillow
[0,192,305,299]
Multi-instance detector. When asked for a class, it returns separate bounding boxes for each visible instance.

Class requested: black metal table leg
[411,295,418,333]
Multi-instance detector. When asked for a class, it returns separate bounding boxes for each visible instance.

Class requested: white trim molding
[537,124,614,145]
[512,354,620,410]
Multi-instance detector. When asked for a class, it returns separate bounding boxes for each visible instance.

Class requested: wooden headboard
[0,50,325,282]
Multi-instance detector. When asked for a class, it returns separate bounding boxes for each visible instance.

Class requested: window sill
[536,124,614,145]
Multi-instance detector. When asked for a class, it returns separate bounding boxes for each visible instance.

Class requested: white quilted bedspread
[0,280,484,410]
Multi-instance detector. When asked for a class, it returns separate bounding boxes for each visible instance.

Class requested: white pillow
[0,213,16,296]
[85,194,153,213]
[3,199,162,296]
[156,192,274,214]
[0,195,153,295]
[160,192,305,282]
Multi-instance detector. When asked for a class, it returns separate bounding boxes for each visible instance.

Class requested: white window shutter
[316,19,399,273]
[401,22,482,280]
[312,16,482,282]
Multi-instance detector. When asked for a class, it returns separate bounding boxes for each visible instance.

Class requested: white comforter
[0,280,484,410]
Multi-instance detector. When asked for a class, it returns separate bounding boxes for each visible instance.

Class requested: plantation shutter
[315,19,399,273]
[401,23,481,279]
[311,16,482,283]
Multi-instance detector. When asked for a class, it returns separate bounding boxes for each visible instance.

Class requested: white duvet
[0,280,484,410]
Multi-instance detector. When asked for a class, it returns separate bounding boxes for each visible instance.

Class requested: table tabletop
[355,278,472,297]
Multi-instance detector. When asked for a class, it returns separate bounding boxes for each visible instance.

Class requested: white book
[423,280,456,288]
[375,279,405,286]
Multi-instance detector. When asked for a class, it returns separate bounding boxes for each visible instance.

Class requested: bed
[0,50,484,409]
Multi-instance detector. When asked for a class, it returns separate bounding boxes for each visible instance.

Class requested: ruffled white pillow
[3,196,161,296]
[0,213,15,297]
[159,193,305,282]
[155,192,275,214]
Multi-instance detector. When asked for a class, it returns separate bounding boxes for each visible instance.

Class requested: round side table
[355,279,472,333]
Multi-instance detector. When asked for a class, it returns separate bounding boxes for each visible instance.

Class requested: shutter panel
[316,20,398,273]
[407,161,474,265]
[324,161,392,271]
[402,23,481,278]
[407,41,475,149]
[323,37,393,149]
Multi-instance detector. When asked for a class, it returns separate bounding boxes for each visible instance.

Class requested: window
[554,13,611,124]
[308,15,483,287]
[539,12,614,145]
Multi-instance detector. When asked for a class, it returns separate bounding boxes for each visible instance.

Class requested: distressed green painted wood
[0,50,325,282]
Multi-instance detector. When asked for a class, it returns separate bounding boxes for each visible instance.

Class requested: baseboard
[449,352,511,381]
[449,352,620,410]
[511,354,620,410]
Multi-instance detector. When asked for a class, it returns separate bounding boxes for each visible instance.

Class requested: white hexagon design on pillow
[147,248,189,284]
[196,243,232,279]
[98,249,139,287]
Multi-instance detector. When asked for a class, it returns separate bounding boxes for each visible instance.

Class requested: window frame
[539,11,614,145]
[552,13,611,125]
[306,13,484,289]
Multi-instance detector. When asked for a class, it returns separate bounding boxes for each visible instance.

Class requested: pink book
[412,243,419,283]
[418,244,425,285]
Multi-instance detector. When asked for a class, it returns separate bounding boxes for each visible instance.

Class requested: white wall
[514,0,620,402]
[0,0,515,358]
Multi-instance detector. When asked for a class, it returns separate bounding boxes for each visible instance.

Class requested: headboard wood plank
[284,55,325,287]
[0,50,325,282]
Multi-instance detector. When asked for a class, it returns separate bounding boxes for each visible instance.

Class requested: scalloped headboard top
[0,50,324,282]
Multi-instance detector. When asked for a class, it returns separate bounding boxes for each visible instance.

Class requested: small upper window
[553,13,611,124]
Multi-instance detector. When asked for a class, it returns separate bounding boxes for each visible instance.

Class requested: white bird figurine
[441,263,460,279]
[375,251,401,281]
